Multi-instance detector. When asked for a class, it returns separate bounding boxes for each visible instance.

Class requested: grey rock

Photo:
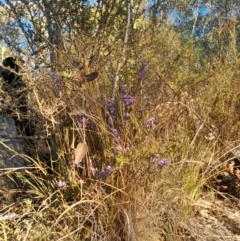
[0,116,29,189]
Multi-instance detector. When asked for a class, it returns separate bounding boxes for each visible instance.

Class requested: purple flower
[113,145,123,153]
[110,127,121,141]
[57,180,66,188]
[157,159,169,168]
[110,127,118,137]
[97,166,114,179]
[107,99,115,116]
[150,157,156,163]
[113,146,131,154]
[138,63,148,80]
[123,112,130,119]
[107,116,114,126]
[79,117,88,128]
[130,86,135,94]
[120,86,127,95]
[105,166,113,174]
[119,86,136,106]
[122,94,136,106]
[150,154,170,168]
[90,167,98,175]
[146,117,155,129]
[124,146,130,153]
[150,153,161,163]
[143,96,151,110]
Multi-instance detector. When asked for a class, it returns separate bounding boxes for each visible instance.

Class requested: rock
[0,116,29,189]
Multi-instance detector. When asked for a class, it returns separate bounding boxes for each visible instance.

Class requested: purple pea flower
[97,166,114,179]
[110,127,118,137]
[124,146,130,153]
[120,86,127,95]
[150,153,161,163]
[113,146,131,154]
[107,99,115,116]
[122,94,136,106]
[150,154,169,168]
[90,167,98,175]
[123,112,130,119]
[130,86,135,94]
[105,166,113,174]
[138,63,148,80]
[79,117,88,129]
[113,145,123,153]
[110,127,121,141]
[107,116,114,126]
[157,159,169,168]
[146,117,155,129]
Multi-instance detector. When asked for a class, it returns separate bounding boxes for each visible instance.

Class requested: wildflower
[113,146,131,154]
[120,86,127,95]
[0,213,17,221]
[110,127,121,141]
[122,94,136,106]
[146,117,155,129]
[143,96,151,110]
[157,159,169,168]
[130,86,135,94]
[79,117,88,129]
[97,166,114,179]
[107,116,114,126]
[150,153,161,163]
[110,127,118,136]
[138,62,148,80]
[107,99,115,116]
[90,167,98,175]
[57,180,66,188]
[113,145,123,153]
[119,86,136,106]
[105,166,113,175]
[123,112,130,119]
[124,146,130,153]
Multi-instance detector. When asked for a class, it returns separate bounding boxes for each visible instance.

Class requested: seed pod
[85,71,98,82]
